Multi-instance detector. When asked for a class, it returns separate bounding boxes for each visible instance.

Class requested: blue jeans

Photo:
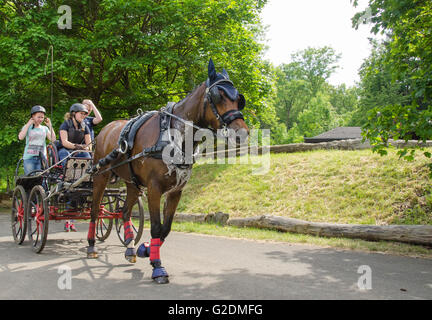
[23,157,42,175]
[58,148,91,167]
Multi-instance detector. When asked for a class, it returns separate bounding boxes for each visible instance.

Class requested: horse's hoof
[151,262,169,283]
[87,252,98,259]
[125,248,137,263]
[87,247,98,259]
[125,255,137,264]
[153,276,169,284]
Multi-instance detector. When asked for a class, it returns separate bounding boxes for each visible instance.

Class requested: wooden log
[172,212,229,224]
[227,215,432,246]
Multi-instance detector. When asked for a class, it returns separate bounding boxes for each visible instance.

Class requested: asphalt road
[0,213,431,300]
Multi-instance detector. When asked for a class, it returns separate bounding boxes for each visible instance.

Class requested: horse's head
[204,59,249,144]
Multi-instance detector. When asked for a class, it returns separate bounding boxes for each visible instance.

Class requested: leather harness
[92,81,245,190]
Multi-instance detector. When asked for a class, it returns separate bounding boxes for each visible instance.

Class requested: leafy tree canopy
[270,46,359,144]
[0,0,272,187]
[352,0,432,163]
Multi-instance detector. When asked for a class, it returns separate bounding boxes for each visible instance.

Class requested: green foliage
[296,92,337,138]
[364,103,432,161]
[351,41,412,127]
[328,84,360,126]
[352,0,432,165]
[0,0,271,188]
[271,46,360,144]
[269,123,302,145]
[289,46,341,96]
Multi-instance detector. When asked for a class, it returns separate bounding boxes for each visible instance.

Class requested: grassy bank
[175,148,432,225]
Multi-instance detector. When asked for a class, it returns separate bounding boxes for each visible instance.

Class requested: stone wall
[269,139,432,154]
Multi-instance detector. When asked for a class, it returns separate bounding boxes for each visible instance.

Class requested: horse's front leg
[140,181,169,284]
[161,190,183,241]
[123,182,141,264]
[137,190,182,283]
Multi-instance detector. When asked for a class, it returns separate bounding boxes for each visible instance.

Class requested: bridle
[204,78,245,133]
[162,79,246,138]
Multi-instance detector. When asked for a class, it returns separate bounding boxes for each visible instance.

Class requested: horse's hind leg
[122,182,141,264]
[87,172,110,258]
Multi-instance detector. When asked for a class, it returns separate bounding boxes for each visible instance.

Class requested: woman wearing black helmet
[58,103,92,166]
[58,103,92,232]
[18,105,56,175]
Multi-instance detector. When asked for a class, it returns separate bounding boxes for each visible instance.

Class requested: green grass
[171,148,432,226]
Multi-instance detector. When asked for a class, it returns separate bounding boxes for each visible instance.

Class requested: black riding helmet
[30,105,46,116]
[70,103,88,114]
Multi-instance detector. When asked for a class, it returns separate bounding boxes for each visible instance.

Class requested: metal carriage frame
[10,142,145,253]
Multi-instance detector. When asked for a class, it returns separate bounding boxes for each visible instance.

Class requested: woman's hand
[74,144,86,151]
[82,99,102,125]
[82,99,94,113]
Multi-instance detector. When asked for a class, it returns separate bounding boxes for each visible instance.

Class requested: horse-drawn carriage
[10,142,145,253]
[10,59,248,284]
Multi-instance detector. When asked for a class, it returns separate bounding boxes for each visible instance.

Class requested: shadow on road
[0,219,431,300]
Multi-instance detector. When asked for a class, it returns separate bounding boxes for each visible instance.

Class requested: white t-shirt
[22,125,50,160]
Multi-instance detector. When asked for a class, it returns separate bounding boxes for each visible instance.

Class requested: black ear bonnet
[206,60,246,111]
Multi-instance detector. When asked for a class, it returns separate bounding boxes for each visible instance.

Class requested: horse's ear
[221,68,230,80]
[208,58,217,81]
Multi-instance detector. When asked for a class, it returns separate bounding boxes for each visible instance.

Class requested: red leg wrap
[88,222,96,240]
[149,238,161,261]
[124,220,134,243]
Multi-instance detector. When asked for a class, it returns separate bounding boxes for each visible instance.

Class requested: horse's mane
[175,83,204,106]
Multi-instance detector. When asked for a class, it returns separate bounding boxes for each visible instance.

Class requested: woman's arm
[83,99,102,125]
[84,134,92,151]
[91,104,102,125]
[60,130,76,149]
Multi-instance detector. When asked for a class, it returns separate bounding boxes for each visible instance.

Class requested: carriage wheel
[115,196,145,246]
[96,196,114,242]
[27,185,49,253]
[11,185,28,245]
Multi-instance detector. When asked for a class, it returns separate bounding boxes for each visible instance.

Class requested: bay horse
[87,59,249,284]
